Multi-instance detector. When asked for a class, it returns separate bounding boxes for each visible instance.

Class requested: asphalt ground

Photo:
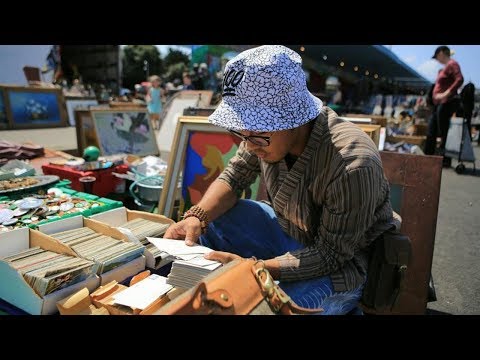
[426,142,480,315]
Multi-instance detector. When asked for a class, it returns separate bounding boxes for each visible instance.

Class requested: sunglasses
[228,129,271,147]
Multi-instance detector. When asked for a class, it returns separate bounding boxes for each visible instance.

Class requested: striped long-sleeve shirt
[217,107,394,291]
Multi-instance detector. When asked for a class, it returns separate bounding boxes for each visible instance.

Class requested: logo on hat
[222,69,244,97]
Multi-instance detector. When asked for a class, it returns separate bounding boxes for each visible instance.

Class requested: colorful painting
[6,88,67,128]
[91,110,159,156]
[182,131,260,211]
[159,117,260,219]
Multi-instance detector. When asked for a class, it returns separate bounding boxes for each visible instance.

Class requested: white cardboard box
[35,216,146,286]
[0,228,100,315]
[90,207,174,269]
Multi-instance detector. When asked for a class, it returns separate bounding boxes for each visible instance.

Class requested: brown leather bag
[147,259,323,315]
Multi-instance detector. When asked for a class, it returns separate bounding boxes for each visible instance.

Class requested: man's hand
[204,251,242,264]
[434,90,450,101]
[164,217,202,246]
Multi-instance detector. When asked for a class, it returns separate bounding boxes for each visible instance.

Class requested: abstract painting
[158,116,260,219]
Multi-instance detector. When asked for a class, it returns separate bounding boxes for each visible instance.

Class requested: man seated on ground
[165,45,396,315]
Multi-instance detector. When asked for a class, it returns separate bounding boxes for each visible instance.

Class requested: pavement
[426,141,480,315]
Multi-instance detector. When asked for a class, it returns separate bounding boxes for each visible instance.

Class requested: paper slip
[147,237,213,260]
[113,274,173,310]
[174,256,222,270]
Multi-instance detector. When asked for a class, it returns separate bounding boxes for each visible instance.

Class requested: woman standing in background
[424,46,464,167]
[146,75,165,130]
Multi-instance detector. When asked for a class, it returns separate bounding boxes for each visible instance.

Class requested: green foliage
[164,62,189,83]
[163,48,190,68]
[122,45,164,89]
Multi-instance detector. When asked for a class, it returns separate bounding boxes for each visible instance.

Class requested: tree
[162,48,190,83]
[122,45,164,89]
[163,48,190,68]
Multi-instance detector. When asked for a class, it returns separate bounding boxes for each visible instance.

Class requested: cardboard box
[0,228,100,315]
[90,207,174,269]
[34,216,146,285]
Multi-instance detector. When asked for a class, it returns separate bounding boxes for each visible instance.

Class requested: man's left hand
[204,251,242,264]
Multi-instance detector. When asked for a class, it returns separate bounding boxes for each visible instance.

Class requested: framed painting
[158,116,261,219]
[0,88,8,129]
[2,85,68,129]
[90,109,159,157]
[65,96,98,126]
[157,90,214,162]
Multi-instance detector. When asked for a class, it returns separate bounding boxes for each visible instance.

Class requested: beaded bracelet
[183,205,210,234]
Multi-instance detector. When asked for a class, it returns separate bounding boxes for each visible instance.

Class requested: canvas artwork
[4,87,68,128]
[91,110,159,156]
[65,97,98,126]
[181,130,261,212]
[157,90,213,162]
[159,117,260,219]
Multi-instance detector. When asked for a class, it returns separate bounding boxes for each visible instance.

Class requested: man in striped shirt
[165,45,395,314]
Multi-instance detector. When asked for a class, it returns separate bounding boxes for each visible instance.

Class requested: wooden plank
[375,151,443,314]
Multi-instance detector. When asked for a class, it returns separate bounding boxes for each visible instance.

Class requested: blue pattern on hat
[209,45,323,132]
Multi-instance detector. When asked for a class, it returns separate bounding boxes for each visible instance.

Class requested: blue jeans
[200,199,364,315]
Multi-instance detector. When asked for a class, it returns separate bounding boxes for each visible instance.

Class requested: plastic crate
[41,164,129,197]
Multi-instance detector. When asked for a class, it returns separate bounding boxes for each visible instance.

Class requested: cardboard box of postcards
[89,207,174,269]
[0,227,100,315]
[55,271,185,315]
[33,216,146,285]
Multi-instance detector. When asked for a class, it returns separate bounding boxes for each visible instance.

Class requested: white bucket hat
[209,45,323,132]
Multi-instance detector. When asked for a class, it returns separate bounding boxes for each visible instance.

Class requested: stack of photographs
[119,218,171,267]
[3,246,95,296]
[166,257,222,289]
[49,227,145,274]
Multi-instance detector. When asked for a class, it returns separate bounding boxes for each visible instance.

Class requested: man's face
[240,128,297,163]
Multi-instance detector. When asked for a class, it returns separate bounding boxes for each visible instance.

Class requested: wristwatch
[183,205,210,234]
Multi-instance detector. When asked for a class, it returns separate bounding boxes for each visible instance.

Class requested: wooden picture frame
[90,108,159,157]
[158,116,261,219]
[157,90,214,162]
[1,85,68,129]
[65,96,98,126]
[364,151,443,315]
[74,109,100,155]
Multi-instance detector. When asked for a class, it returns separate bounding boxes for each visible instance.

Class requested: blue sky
[156,45,480,88]
[388,45,480,86]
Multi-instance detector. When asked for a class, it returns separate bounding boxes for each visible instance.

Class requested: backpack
[458,82,475,119]
[361,228,412,313]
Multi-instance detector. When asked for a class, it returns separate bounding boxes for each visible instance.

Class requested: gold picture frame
[1,85,68,129]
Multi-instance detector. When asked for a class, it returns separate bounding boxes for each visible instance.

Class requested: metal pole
[144,60,149,80]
